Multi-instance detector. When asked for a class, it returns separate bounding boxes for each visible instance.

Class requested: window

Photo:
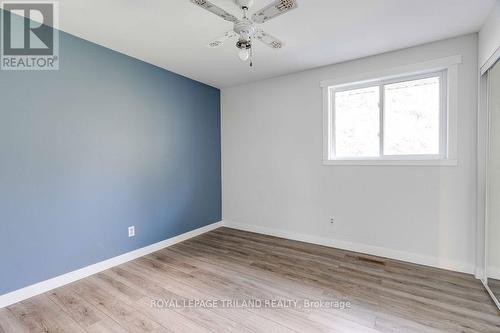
[332,73,444,159]
[334,85,381,158]
[383,76,442,156]
[321,56,460,166]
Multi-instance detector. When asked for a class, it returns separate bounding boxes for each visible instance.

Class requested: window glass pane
[334,86,380,157]
[384,77,441,155]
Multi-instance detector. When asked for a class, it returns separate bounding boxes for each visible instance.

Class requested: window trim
[321,55,461,166]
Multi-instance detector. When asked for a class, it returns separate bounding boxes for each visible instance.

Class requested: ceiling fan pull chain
[250,46,253,67]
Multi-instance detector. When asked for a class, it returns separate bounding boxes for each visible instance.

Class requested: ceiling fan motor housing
[234,19,255,36]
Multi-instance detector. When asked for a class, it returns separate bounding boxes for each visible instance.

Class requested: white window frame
[321,55,461,166]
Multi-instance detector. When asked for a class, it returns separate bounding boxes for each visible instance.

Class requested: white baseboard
[224,220,474,275]
[0,221,223,309]
[476,268,486,280]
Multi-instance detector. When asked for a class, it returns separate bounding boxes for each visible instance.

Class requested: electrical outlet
[128,226,135,238]
[329,217,335,224]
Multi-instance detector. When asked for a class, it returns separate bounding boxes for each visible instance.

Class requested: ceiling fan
[190,0,298,67]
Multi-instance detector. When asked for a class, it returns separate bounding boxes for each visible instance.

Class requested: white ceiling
[55,1,496,87]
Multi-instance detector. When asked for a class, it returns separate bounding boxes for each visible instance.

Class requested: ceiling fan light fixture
[238,49,250,61]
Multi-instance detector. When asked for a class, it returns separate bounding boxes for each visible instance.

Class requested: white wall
[479,0,500,69]
[222,34,478,274]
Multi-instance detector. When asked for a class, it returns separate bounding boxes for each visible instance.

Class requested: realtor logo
[1,1,59,70]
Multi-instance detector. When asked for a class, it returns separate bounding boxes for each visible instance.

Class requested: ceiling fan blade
[207,31,237,48]
[251,0,298,24]
[255,30,284,49]
[190,0,238,22]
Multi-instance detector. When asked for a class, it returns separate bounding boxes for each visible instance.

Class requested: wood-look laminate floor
[1,227,499,333]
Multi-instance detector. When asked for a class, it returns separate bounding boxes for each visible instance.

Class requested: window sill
[323,159,458,166]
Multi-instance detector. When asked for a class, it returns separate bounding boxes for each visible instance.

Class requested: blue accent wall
[0,21,221,295]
